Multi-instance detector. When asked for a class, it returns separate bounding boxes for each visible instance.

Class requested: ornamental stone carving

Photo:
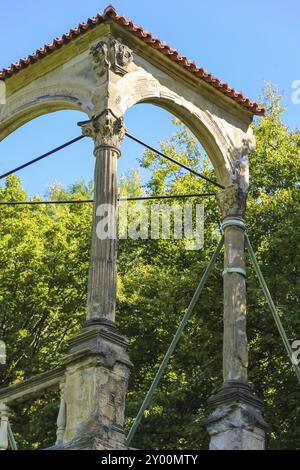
[90,41,109,77]
[217,184,247,219]
[78,109,125,151]
[90,39,133,77]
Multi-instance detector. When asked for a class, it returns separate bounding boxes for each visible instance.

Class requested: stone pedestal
[206,381,267,450]
[59,324,132,450]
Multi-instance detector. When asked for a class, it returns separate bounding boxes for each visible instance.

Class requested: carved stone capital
[78,109,125,152]
[90,38,133,77]
[217,184,247,219]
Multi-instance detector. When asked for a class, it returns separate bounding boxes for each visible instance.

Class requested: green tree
[0,177,92,447]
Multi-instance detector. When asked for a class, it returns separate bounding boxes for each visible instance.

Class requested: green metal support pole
[7,422,17,450]
[245,234,300,384]
[126,236,224,446]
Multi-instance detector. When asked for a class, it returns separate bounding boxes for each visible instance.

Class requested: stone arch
[113,70,255,189]
[131,97,231,187]
[0,82,94,142]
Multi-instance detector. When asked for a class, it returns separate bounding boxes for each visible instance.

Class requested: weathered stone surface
[206,187,267,450]
[0,367,64,405]
[79,108,125,151]
[222,224,248,382]
[207,402,266,450]
[59,324,132,450]
[56,381,66,445]
[58,104,129,449]
[206,381,267,450]
[78,109,125,325]
[217,188,248,383]
[90,39,133,77]
[217,184,247,219]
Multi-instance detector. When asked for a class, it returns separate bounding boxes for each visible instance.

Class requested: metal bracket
[223,267,246,278]
[222,218,245,230]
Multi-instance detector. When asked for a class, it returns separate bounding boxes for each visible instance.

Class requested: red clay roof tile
[0,5,264,116]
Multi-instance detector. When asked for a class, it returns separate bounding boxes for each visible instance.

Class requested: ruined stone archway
[0,7,262,191]
[116,68,256,190]
[0,5,266,451]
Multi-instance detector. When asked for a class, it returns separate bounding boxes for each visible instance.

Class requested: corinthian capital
[78,109,125,152]
[217,184,247,219]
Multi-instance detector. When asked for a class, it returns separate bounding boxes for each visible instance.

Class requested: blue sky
[0,0,299,197]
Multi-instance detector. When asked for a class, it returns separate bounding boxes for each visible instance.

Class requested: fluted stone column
[79,109,125,327]
[59,109,132,450]
[206,185,267,450]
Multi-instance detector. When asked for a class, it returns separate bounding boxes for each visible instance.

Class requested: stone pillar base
[59,323,132,450]
[206,381,267,450]
[55,424,127,450]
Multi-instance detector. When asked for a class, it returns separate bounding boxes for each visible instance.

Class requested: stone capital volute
[78,109,125,155]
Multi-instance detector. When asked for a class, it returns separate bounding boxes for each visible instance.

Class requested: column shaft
[87,146,119,324]
[78,109,125,326]
[206,185,266,450]
[223,219,248,382]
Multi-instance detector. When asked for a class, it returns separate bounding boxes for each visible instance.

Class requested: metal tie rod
[125,132,225,190]
[0,135,85,180]
[126,236,224,445]
[0,193,216,206]
[245,234,300,384]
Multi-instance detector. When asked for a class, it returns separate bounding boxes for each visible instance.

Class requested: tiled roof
[0,5,264,115]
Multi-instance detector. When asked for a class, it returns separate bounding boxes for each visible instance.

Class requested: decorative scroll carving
[90,39,133,77]
[217,184,247,219]
[78,109,125,151]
